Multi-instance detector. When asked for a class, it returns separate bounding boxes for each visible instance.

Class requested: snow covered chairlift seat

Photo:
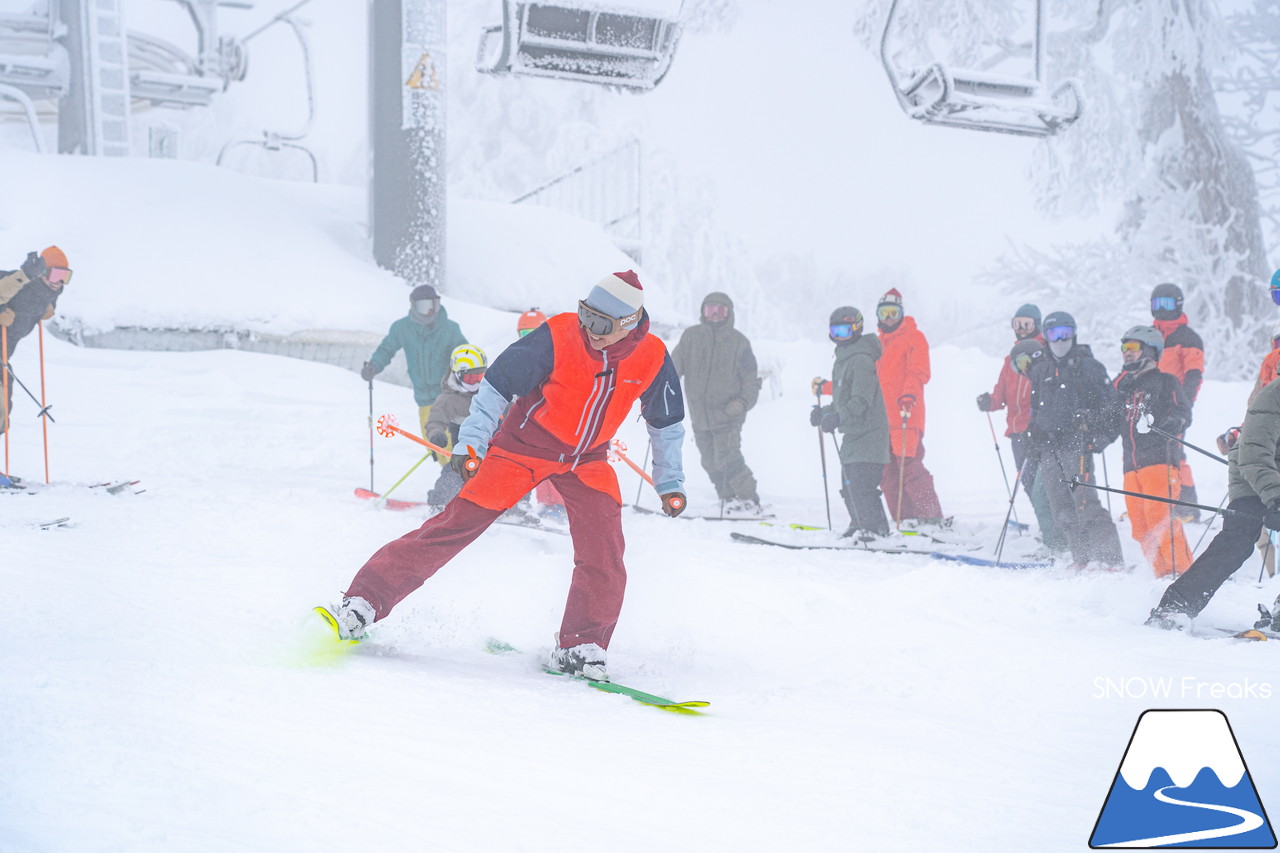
[476,0,681,91]
[879,0,1082,138]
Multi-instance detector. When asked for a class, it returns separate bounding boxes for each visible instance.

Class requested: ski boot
[548,643,609,682]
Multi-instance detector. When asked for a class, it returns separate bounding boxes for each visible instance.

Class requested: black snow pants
[1157,496,1265,617]
[840,461,891,537]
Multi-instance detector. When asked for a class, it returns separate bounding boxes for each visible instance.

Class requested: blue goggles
[1045,325,1075,343]
[829,323,857,340]
[1151,296,1179,313]
[1271,286,1280,307]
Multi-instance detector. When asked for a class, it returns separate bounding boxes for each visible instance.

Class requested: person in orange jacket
[325,272,687,683]
[875,288,944,525]
[1150,283,1205,520]
[0,246,70,435]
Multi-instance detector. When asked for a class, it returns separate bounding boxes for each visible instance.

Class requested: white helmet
[450,344,487,386]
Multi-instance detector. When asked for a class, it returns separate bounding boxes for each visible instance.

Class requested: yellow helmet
[450,344,488,385]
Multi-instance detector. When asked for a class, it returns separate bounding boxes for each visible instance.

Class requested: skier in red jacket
[875,289,944,525]
[325,272,687,683]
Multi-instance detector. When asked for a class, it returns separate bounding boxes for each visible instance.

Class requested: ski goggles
[1120,340,1144,355]
[1271,286,1280,306]
[458,367,486,385]
[1151,296,1178,313]
[518,327,534,338]
[46,266,72,286]
[829,323,857,341]
[876,304,902,324]
[1044,324,1075,343]
[1011,317,1037,336]
[412,298,439,315]
[577,300,639,337]
[702,303,730,322]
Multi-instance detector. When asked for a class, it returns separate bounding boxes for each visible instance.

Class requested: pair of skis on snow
[729,527,1052,569]
[311,606,708,713]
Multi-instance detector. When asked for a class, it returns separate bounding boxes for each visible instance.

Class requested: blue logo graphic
[1091,709,1276,848]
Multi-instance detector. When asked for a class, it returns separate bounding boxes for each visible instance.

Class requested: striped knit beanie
[585,270,644,330]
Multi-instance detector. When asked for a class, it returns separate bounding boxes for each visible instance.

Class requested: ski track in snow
[1,334,1276,853]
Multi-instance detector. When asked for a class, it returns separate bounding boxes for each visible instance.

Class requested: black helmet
[829,306,864,343]
[1150,283,1184,320]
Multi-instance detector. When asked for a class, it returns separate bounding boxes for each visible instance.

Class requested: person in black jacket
[0,246,70,434]
[1109,325,1192,578]
[1027,311,1124,569]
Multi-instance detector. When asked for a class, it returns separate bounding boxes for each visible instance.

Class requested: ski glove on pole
[1217,427,1241,456]
[809,405,839,433]
[360,361,379,382]
[976,392,991,412]
[20,251,46,281]
[898,395,916,414]
[0,308,12,327]
[449,446,482,482]
[660,491,687,518]
[1266,501,1280,533]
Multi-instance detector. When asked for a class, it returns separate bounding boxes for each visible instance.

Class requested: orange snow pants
[1123,465,1191,578]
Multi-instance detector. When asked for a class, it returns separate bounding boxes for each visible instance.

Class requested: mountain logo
[1090,709,1276,848]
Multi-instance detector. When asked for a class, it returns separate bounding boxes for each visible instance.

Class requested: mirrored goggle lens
[1151,296,1178,313]
[413,299,438,314]
[1013,353,1033,374]
[1012,317,1036,333]
[577,301,616,336]
[829,323,855,340]
[460,369,485,385]
[518,328,534,337]
[877,305,901,322]
[1272,288,1280,306]
[1120,340,1143,354]
[1045,325,1074,342]
[46,267,72,285]
[702,304,729,321]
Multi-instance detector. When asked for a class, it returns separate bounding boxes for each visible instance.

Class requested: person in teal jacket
[361,285,468,444]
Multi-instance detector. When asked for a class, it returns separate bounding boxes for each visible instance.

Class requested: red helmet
[517,308,547,337]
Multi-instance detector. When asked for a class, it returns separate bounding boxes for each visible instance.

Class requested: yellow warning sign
[406,52,442,91]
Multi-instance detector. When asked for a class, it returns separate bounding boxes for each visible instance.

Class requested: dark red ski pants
[344,447,628,649]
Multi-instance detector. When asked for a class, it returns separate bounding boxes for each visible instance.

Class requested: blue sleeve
[647,420,685,495]
[484,324,555,400]
[640,352,684,429]
[455,379,510,458]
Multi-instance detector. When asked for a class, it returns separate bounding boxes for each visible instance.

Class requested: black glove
[809,404,827,427]
[820,409,840,433]
[360,361,378,382]
[427,432,447,449]
[20,251,46,281]
[976,392,991,412]
[661,491,687,518]
[1266,501,1280,533]
[450,450,481,482]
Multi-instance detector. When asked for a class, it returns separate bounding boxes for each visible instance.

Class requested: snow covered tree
[860,0,1273,378]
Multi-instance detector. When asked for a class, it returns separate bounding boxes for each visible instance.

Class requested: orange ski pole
[38,320,48,483]
[375,413,449,456]
[609,438,684,512]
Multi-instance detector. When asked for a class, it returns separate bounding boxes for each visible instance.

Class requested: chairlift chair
[477,0,681,91]
[880,0,1081,138]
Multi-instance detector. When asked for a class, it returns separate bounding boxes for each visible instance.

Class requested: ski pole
[375,413,450,456]
[815,385,833,531]
[634,441,651,508]
[608,439,682,512]
[1099,450,1112,516]
[1067,476,1257,518]
[1189,492,1228,556]
[367,376,375,492]
[895,407,909,530]
[985,411,1018,523]
[1144,423,1228,466]
[378,451,433,504]
[994,456,1027,564]
[1,362,53,421]
[37,320,48,483]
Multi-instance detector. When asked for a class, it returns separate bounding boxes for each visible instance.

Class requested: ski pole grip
[465,445,480,473]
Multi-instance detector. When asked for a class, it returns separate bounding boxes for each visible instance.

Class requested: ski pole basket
[879,0,1081,138]
[476,0,682,91]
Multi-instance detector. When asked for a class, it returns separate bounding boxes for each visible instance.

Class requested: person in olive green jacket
[811,307,892,539]
[671,292,762,511]
[1147,378,1280,629]
[361,284,468,441]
